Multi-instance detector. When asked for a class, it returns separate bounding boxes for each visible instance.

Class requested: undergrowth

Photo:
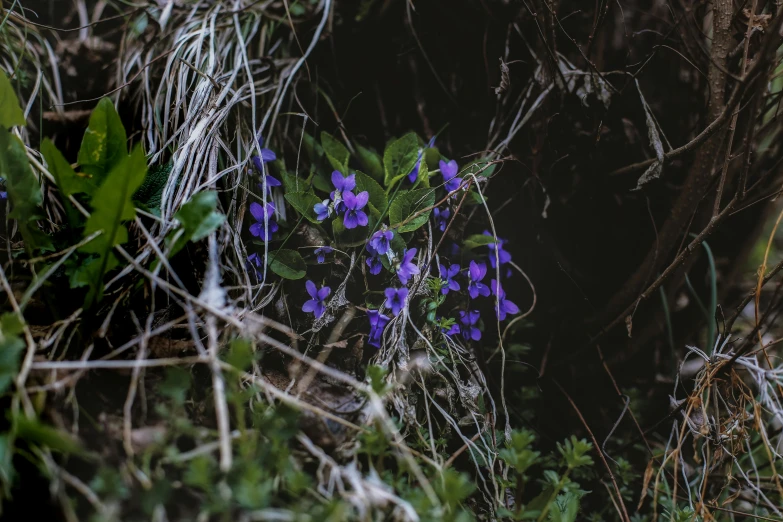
[1,1,783,521]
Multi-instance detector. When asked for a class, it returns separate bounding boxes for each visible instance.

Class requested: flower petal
[249,202,265,221]
[249,223,263,238]
[503,299,520,315]
[356,210,368,227]
[260,149,277,163]
[306,280,318,299]
[343,213,358,229]
[331,170,346,190]
[353,191,369,209]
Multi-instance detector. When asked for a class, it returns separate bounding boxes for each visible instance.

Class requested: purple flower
[314,199,331,221]
[0,191,6,200]
[302,280,331,319]
[440,160,461,192]
[433,207,451,232]
[367,310,391,348]
[446,242,460,257]
[491,279,520,321]
[370,229,394,255]
[251,135,277,166]
[467,260,490,299]
[331,170,356,192]
[247,252,262,276]
[366,252,383,275]
[329,171,357,213]
[406,138,436,183]
[439,263,461,294]
[483,230,512,268]
[256,175,282,196]
[342,190,369,229]
[443,321,461,337]
[249,202,278,241]
[459,310,481,341]
[384,287,408,316]
[315,246,333,264]
[407,148,426,183]
[395,248,420,285]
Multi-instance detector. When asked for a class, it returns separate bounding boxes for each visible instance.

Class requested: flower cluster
[246,135,280,248]
[314,171,370,230]
[435,230,520,341]
[239,129,515,353]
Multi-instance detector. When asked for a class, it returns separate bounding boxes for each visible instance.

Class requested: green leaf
[356,144,383,181]
[0,71,25,128]
[268,249,307,280]
[353,170,387,212]
[466,189,487,206]
[383,133,419,187]
[133,161,172,214]
[366,365,390,395]
[78,145,147,307]
[0,434,16,488]
[0,127,52,252]
[301,132,323,164]
[41,139,88,197]
[167,191,225,257]
[462,159,496,178]
[321,132,350,173]
[77,98,127,184]
[280,170,310,193]
[159,367,191,405]
[388,188,436,233]
[550,492,581,522]
[225,338,254,371]
[312,170,332,193]
[462,234,496,250]
[0,313,25,395]
[284,191,322,223]
[16,416,82,455]
[558,436,594,469]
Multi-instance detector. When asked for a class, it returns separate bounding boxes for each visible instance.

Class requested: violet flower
[314,199,332,221]
[443,322,461,337]
[330,171,356,214]
[439,263,461,295]
[407,149,425,183]
[302,280,331,319]
[251,135,277,166]
[385,287,408,316]
[406,137,436,183]
[491,279,520,321]
[433,207,451,232]
[366,252,383,275]
[459,310,481,341]
[249,202,277,241]
[467,260,490,299]
[440,159,461,192]
[342,190,370,229]
[483,230,512,268]
[395,248,420,285]
[256,176,281,196]
[369,229,393,255]
[247,252,262,277]
[367,310,391,348]
[315,246,333,264]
